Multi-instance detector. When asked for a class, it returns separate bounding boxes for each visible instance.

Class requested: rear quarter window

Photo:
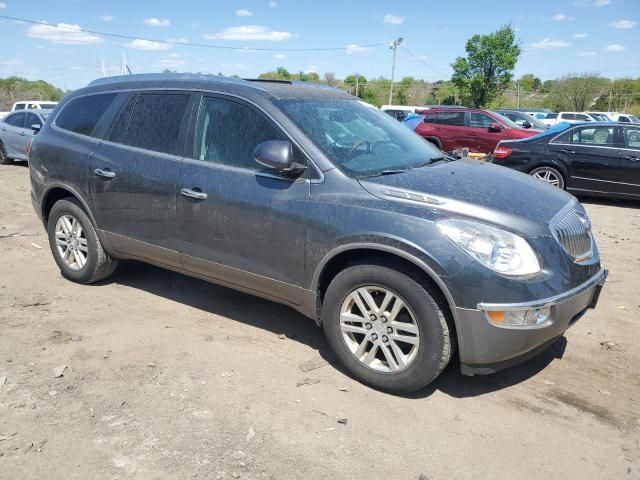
[56,93,117,137]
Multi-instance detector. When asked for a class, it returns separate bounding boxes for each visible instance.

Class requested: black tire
[322,263,453,394]
[529,165,565,190]
[0,141,13,165]
[47,198,118,284]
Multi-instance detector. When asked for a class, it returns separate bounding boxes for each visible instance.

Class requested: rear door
[435,111,467,151]
[549,125,622,192]
[618,125,640,197]
[89,91,192,266]
[1,112,27,158]
[176,94,309,304]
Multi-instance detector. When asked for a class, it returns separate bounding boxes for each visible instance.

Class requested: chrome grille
[552,208,593,262]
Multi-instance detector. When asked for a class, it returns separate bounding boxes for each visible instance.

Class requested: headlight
[437,219,540,275]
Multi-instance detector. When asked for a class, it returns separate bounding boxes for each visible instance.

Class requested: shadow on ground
[579,195,639,209]
[104,261,566,400]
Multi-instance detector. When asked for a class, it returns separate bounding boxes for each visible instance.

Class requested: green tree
[0,76,64,111]
[546,74,609,111]
[518,73,542,92]
[451,25,520,107]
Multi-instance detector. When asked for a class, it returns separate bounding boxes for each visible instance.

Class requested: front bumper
[456,268,607,375]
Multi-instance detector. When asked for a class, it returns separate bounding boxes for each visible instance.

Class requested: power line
[0,15,388,52]
[400,45,449,78]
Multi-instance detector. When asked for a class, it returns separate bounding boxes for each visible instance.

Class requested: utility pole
[388,37,403,105]
[516,82,521,108]
[121,51,128,75]
[608,91,612,112]
[355,74,360,97]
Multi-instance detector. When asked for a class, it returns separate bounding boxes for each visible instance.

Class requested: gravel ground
[1,162,639,480]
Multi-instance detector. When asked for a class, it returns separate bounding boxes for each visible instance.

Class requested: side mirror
[521,121,532,129]
[488,122,502,132]
[30,124,41,133]
[253,140,304,173]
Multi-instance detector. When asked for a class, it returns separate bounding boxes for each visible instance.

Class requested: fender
[311,240,460,322]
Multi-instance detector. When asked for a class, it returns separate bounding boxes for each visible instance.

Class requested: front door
[89,92,192,266]
[176,94,309,304]
[467,112,500,153]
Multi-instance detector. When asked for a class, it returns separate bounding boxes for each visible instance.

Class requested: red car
[414,108,540,153]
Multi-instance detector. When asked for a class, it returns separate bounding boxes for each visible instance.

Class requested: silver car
[0,109,51,164]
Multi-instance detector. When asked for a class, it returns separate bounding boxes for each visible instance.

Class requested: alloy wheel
[531,167,564,189]
[339,286,420,373]
[54,214,88,271]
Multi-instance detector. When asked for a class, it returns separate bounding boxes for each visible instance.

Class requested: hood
[358,158,575,237]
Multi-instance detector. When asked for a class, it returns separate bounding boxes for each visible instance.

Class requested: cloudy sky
[0,0,638,89]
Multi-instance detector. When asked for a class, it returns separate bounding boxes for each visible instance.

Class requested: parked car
[509,108,554,120]
[414,107,540,153]
[610,113,640,124]
[543,112,600,126]
[489,122,640,199]
[0,109,50,164]
[495,109,548,130]
[12,100,58,111]
[381,105,429,122]
[586,112,612,122]
[29,74,606,393]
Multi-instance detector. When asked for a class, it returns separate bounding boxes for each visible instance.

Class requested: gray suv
[29,74,607,393]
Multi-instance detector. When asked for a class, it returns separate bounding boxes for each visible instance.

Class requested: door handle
[625,155,640,162]
[19,132,26,136]
[467,132,476,137]
[95,168,116,179]
[561,149,575,154]
[181,188,208,200]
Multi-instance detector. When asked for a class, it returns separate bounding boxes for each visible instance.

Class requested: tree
[518,74,542,92]
[451,25,520,107]
[0,76,64,111]
[323,72,337,86]
[546,74,609,111]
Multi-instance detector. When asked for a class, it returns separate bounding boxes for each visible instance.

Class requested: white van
[12,100,59,112]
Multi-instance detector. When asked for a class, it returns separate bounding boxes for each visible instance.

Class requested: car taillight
[493,146,512,159]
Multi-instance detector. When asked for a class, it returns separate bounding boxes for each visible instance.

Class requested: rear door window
[14,103,25,110]
[571,126,615,146]
[56,93,117,137]
[439,111,465,126]
[5,112,25,128]
[422,112,441,124]
[121,93,190,156]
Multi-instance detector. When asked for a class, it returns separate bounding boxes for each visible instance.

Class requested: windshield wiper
[362,168,408,178]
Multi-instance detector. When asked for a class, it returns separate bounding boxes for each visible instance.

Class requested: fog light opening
[485,307,552,327]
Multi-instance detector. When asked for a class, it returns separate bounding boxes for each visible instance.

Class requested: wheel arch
[41,184,98,228]
[312,244,459,336]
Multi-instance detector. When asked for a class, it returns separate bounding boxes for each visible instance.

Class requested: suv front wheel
[322,263,454,393]
[47,198,118,284]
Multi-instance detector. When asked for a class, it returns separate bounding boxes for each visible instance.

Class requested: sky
[0,0,638,90]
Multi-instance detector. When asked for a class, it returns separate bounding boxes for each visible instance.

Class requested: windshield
[277,99,445,177]
[39,103,57,109]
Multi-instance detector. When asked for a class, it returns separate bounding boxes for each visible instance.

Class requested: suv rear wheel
[322,263,453,393]
[47,198,118,284]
